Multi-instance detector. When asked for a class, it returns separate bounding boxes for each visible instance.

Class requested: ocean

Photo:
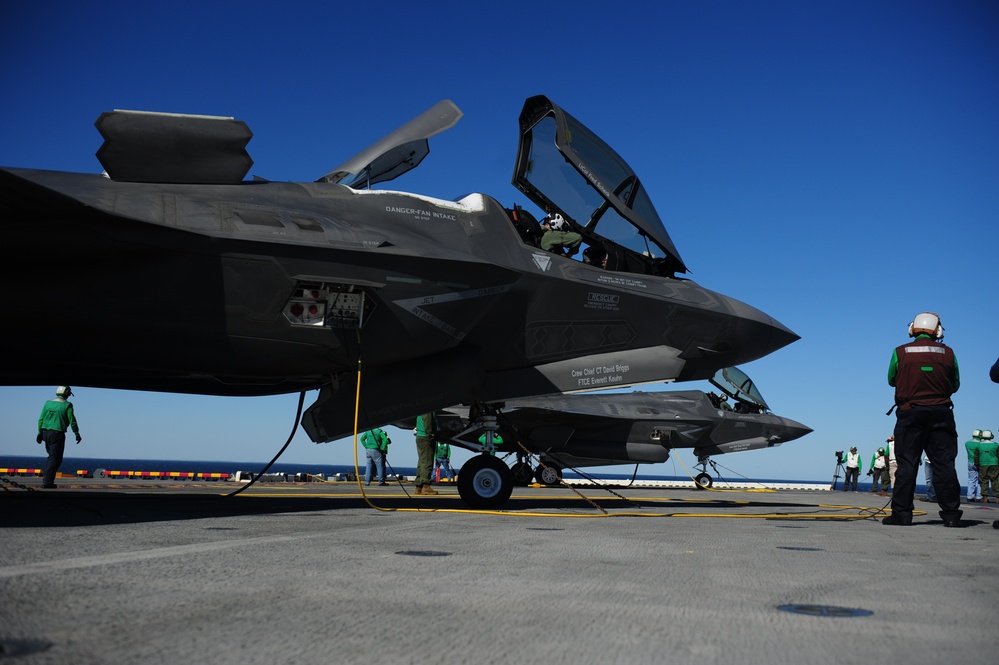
[0,454,940,492]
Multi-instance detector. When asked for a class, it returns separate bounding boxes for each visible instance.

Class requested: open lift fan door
[96,110,253,184]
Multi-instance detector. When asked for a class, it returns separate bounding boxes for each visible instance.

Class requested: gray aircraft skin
[431,368,811,508]
[0,96,797,443]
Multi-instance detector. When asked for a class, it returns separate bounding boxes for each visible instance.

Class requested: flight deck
[2,479,995,664]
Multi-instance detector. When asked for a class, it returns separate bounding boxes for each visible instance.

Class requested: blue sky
[1,1,996,482]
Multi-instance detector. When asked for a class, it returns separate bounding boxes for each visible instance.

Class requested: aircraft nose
[677,294,799,380]
[727,298,799,364]
[775,416,812,443]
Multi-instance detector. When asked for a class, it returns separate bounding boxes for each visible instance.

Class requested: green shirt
[38,398,80,435]
[361,429,390,452]
[966,439,981,463]
[975,441,998,467]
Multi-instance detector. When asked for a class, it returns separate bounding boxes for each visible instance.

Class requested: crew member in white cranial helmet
[36,386,82,489]
[884,313,961,527]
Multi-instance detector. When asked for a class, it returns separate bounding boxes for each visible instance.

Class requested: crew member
[884,312,962,527]
[434,440,455,481]
[869,447,887,494]
[36,386,82,489]
[361,428,390,486]
[965,430,983,502]
[414,413,439,495]
[976,430,998,504]
[842,446,862,492]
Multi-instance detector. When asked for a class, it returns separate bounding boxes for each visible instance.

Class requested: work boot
[882,514,911,526]
[419,485,438,495]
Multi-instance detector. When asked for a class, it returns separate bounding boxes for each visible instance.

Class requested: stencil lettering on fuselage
[393,285,511,340]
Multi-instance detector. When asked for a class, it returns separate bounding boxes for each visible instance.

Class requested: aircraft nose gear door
[457,455,514,509]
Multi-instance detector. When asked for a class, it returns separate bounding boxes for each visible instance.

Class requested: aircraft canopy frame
[513,95,688,276]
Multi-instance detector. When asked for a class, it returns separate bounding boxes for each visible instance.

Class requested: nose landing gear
[694,456,719,489]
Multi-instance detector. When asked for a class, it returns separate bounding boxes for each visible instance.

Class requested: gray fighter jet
[0,96,797,444]
[433,367,811,508]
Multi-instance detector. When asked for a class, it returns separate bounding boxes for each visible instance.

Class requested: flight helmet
[55,386,73,398]
[908,312,944,339]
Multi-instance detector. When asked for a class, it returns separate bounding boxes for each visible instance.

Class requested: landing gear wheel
[510,461,534,486]
[457,455,514,509]
[694,473,713,490]
[535,463,562,486]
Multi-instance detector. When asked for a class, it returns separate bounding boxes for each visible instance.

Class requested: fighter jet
[0,96,798,444]
[433,367,811,509]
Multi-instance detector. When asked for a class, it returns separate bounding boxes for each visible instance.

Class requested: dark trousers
[892,406,961,522]
[41,429,66,486]
[843,466,860,491]
[870,467,886,491]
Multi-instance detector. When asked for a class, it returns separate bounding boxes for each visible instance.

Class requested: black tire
[457,455,514,509]
[694,473,713,490]
[535,463,562,486]
[510,461,534,486]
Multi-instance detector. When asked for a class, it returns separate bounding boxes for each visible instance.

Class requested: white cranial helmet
[908,312,943,339]
[982,430,994,441]
[973,429,982,439]
[55,386,73,397]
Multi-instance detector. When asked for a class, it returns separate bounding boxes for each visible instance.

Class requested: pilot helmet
[908,312,944,340]
[55,386,73,398]
[547,213,566,230]
[982,430,994,441]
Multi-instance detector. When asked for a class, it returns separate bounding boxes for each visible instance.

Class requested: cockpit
[512,96,687,279]
[707,366,770,414]
[322,95,689,280]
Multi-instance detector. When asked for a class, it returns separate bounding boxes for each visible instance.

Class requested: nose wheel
[693,456,718,490]
[694,472,713,489]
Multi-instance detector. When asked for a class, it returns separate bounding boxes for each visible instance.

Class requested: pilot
[884,312,962,527]
[540,213,582,257]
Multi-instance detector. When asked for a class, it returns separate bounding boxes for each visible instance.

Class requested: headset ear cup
[907,322,915,337]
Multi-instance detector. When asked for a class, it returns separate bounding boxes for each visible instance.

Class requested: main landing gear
[456,455,514,509]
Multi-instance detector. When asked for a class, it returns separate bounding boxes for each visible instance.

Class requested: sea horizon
[0,454,941,492]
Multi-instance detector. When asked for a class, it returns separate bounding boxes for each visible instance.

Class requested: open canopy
[513,95,687,276]
[710,366,770,412]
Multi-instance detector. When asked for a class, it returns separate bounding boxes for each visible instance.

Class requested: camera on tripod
[834,450,844,464]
